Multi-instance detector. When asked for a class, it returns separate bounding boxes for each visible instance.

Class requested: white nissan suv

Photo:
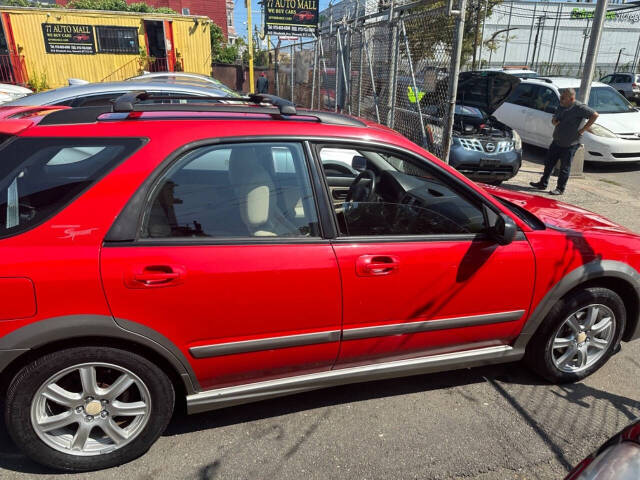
[493,77,640,162]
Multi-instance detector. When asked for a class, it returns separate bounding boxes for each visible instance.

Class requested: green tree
[210,24,242,64]
[66,0,175,14]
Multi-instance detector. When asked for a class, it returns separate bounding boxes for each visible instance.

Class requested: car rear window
[0,137,143,238]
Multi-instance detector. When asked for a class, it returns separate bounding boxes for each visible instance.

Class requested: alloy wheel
[551,304,616,374]
[30,362,152,456]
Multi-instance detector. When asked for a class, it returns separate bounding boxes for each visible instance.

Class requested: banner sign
[42,23,96,54]
[265,0,318,37]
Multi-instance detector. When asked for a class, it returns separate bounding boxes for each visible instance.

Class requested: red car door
[101,142,342,390]
[316,144,535,367]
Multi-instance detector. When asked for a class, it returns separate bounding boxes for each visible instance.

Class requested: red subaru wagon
[0,95,638,471]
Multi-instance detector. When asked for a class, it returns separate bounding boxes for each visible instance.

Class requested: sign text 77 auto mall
[265,0,318,37]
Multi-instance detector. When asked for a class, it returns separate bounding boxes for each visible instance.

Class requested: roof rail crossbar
[248,93,297,115]
[113,91,298,115]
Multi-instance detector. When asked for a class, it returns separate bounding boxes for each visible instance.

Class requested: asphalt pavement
[0,146,639,480]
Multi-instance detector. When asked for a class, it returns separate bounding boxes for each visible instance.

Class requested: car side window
[142,142,319,239]
[318,146,486,237]
[507,84,537,108]
[533,86,559,113]
[600,75,613,83]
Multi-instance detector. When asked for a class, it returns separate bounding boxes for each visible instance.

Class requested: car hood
[486,186,633,234]
[457,71,520,115]
[594,110,640,134]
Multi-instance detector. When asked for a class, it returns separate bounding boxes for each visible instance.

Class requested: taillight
[633,83,638,88]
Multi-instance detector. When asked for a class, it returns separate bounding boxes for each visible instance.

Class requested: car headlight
[588,124,617,138]
[512,129,522,150]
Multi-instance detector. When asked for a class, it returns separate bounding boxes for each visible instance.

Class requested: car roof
[520,77,608,89]
[4,81,238,106]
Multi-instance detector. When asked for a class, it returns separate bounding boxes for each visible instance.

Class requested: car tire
[524,287,625,383]
[4,346,174,472]
[488,180,503,186]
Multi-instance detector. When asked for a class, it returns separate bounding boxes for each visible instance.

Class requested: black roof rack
[535,77,554,84]
[113,91,298,115]
[36,91,367,127]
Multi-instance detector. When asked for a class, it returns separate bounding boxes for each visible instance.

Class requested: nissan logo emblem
[485,142,496,152]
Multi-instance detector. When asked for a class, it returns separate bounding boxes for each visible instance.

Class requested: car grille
[457,163,514,173]
[616,133,640,140]
[611,152,640,158]
[458,138,514,153]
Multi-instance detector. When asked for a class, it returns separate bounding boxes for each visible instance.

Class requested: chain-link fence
[262,0,466,160]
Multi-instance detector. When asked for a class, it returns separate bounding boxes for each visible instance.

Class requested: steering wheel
[346,169,377,202]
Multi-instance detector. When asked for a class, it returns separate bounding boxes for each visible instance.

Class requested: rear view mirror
[352,156,367,172]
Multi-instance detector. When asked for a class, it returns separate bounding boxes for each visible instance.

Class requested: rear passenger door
[100,141,342,390]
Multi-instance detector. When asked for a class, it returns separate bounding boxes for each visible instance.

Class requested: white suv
[493,77,640,162]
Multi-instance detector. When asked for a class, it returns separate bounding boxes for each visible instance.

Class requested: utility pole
[472,0,481,70]
[530,16,544,72]
[443,0,468,163]
[477,0,489,68]
[576,0,609,176]
[578,18,592,76]
[614,47,625,72]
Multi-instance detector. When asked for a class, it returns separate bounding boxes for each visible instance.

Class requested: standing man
[257,72,269,94]
[529,88,598,195]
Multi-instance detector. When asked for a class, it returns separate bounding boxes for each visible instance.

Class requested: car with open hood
[444,71,523,184]
[0,93,638,472]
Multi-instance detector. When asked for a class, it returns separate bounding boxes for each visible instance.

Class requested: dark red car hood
[486,185,633,234]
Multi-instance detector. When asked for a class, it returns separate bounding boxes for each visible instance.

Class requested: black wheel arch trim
[0,315,200,395]
[515,259,640,349]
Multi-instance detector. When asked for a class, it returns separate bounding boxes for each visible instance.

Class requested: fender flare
[514,259,640,349]
[0,315,200,394]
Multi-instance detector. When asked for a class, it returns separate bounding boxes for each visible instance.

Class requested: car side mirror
[484,205,517,245]
[352,156,367,172]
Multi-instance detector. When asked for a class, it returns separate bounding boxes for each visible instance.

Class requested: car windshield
[576,86,635,114]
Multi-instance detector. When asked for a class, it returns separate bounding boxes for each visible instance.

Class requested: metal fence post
[357,21,365,117]
[311,38,318,110]
[401,19,427,149]
[335,27,341,112]
[443,0,467,164]
[386,0,399,127]
[364,30,381,124]
[290,43,294,102]
[337,28,351,114]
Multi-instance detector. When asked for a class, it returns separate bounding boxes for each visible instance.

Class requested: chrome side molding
[190,330,341,359]
[186,344,522,414]
[342,310,525,341]
[189,310,525,359]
